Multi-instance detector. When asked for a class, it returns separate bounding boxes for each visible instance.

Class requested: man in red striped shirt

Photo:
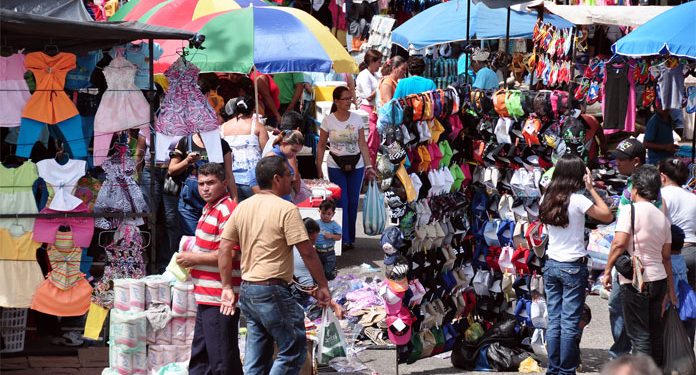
[175,162,242,375]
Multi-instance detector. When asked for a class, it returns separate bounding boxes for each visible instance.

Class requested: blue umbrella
[612,1,696,59]
[391,0,574,50]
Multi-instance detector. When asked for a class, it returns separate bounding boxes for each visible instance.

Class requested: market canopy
[391,0,574,50]
[0,9,196,53]
[526,1,672,27]
[612,1,696,59]
[156,5,357,74]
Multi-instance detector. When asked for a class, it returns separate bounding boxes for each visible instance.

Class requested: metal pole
[505,7,511,54]
[148,39,157,275]
[465,0,471,84]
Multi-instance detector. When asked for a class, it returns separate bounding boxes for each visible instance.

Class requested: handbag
[329,152,361,172]
[163,174,182,196]
[615,203,636,280]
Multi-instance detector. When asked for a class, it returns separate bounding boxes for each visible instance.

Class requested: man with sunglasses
[219,156,331,375]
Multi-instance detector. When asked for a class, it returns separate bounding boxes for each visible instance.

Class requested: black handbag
[330,152,361,172]
[614,203,636,280]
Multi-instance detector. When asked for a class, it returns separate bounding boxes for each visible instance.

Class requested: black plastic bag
[486,342,531,371]
[663,306,696,375]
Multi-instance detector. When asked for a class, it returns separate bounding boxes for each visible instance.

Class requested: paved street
[332,206,612,375]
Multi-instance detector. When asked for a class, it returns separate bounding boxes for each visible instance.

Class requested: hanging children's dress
[31,231,93,316]
[0,228,44,308]
[16,52,87,160]
[93,53,150,167]
[94,148,149,230]
[92,224,146,308]
[154,57,222,163]
[0,52,31,127]
[0,161,39,235]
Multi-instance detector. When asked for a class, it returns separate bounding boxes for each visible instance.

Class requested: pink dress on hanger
[154,57,222,163]
[0,53,31,127]
[93,53,150,166]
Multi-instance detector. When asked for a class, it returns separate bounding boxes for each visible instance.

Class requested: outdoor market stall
[0,2,197,363]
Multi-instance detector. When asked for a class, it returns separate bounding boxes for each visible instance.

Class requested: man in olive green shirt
[274,72,306,114]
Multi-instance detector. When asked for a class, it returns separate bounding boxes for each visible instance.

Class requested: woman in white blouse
[355,49,382,166]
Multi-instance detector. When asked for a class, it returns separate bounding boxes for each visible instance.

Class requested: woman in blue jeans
[315,86,376,250]
[539,154,612,375]
[168,133,236,235]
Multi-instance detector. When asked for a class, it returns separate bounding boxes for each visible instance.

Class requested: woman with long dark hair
[603,165,677,366]
[539,154,612,375]
[316,86,376,250]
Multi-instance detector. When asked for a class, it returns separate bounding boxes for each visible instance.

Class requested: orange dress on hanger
[31,231,92,316]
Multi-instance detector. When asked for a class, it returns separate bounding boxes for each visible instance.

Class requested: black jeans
[188,305,243,375]
[621,279,668,366]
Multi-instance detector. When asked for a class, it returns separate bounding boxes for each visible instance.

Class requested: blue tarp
[612,1,696,59]
[392,0,575,50]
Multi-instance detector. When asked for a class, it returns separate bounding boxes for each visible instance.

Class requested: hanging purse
[615,203,636,280]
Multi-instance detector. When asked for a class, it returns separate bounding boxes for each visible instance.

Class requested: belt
[242,278,288,287]
[546,256,588,265]
[316,246,335,253]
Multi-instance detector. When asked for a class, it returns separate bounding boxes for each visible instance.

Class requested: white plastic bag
[530,328,547,357]
[316,307,348,364]
[363,180,386,236]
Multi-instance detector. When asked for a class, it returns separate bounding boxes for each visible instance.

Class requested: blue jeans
[543,259,588,375]
[682,245,696,346]
[318,250,337,281]
[189,305,242,375]
[239,283,307,375]
[236,184,255,203]
[608,268,632,358]
[178,199,202,236]
[328,167,364,245]
[141,168,182,272]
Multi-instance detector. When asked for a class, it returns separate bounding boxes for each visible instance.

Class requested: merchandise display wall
[375,82,616,370]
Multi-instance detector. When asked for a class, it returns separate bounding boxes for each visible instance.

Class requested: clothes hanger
[44,39,60,57]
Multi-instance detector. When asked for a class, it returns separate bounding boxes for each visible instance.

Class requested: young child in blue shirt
[316,199,342,280]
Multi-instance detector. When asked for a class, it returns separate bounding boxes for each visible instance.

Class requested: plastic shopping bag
[316,307,348,364]
[663,306,696,375]
[363,180,386,236]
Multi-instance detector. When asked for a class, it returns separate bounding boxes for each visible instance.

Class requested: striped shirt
[191,196,241,306]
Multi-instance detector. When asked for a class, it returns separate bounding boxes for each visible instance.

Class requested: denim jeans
[608,268,632,358]
[239,283,307,375]
[328,167,364,245]
[318,250,337,281]
[621,279,668,366]
[237,184,255,203]
[189,305,242,375]
[178,199,202,236]
[141,167,182,272]
[543,259,588,375]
